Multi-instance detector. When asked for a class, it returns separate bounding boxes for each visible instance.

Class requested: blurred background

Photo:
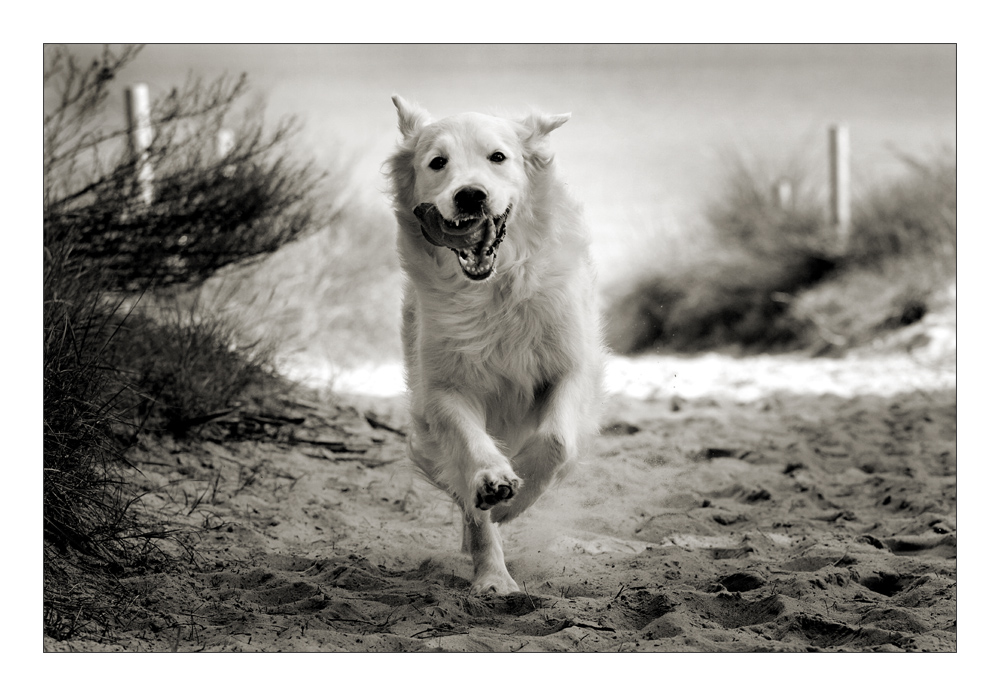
[45,44,956,397]
[112,44,955,273]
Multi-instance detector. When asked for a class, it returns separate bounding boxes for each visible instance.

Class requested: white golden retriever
[386,96,603,594]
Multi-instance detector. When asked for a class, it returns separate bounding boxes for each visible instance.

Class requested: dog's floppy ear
[523,111,571,137]
[392,95,432,139]
[519,111,571,169]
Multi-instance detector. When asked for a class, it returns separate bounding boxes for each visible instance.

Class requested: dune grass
[108,296,284,435]
[844,150,956,267]
[606,147,956,356]
[193,199,403,375]
[43,45,337,638]
[43,245,143,562]
[788,151,956,353]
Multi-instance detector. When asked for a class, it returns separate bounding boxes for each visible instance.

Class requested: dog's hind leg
[461,509,520,595]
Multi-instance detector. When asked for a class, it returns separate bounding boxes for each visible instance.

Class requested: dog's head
[387,95,570,282]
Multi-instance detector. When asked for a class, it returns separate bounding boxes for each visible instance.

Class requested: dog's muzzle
[413,203,510,281]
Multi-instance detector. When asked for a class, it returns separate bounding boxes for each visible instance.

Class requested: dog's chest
[427,285,571,390]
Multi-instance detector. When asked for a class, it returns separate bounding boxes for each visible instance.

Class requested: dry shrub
[43,45,333,638]
[846,150,956,268]
[606,151,833,354]
[789,151,956,353]
[111,294,283,435]
[45,45,334,292]
[606,147,955,356]
[196,200,403,372]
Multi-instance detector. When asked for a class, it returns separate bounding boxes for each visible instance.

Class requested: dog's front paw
[471,570,521,596]
[473,469,522,510]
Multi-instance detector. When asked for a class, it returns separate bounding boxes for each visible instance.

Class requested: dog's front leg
[492,368,598,524]
[461,510,520,595]
[421,390,522,594]
[423,389,522,510]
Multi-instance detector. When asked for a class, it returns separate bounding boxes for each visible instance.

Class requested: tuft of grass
[42,45,335,639]
[845,149,956,268]
[44,228,141,563]
[195,200,403,372]
[43,224,169,640]
[606,151,834,354]
[790,255,950,354]
[606,147,956,356]
[705,149,830,258]
[111,293,283,436]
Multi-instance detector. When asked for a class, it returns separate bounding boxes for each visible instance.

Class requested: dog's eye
[429,156,447,171]
[489,151,506,163]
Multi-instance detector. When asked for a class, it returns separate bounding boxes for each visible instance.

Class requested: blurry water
[106,44,955,286]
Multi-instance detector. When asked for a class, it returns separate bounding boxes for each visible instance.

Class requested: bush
[845,150,956,268]
[43,44,331,637]
[606,147,956,356]
[606,246,834,354]
[606,152,834,354]
[111,294,282,435]
[45,46,332,291]
[790,152,956,353]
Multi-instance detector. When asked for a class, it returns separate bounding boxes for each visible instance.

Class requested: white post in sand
[217,127,236,177]
[125,84,155,206]
[828,123,851,241]
[772,177,794,211]
[217,128,235,158]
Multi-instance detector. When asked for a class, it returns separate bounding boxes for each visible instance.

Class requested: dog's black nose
[454,187,488,215]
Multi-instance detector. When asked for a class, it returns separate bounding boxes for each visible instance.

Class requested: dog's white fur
[386,96,603,594]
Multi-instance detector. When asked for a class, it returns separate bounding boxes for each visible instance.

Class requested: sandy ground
[44,316,956,653]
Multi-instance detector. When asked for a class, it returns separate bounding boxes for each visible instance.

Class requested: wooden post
[828,123,850,239]
[125,84,154,205]
[216,128,235,158]
[216,128,236,177]
[772,177,793,211]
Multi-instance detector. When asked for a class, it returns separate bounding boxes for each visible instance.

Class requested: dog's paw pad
[474,473,521,510]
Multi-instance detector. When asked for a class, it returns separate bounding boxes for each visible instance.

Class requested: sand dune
[45,329,955,652]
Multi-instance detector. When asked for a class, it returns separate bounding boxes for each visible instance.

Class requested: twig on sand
[522,582,537,612]
[612,584,627,602]
[289,436,368,453]
[365,412,407,438]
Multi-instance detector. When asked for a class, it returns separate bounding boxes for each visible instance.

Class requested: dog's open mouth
[413,203,510,281]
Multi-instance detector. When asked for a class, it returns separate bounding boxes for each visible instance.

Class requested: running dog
[386,96,603,594]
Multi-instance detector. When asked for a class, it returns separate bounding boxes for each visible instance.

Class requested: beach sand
[44,312,955,653]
